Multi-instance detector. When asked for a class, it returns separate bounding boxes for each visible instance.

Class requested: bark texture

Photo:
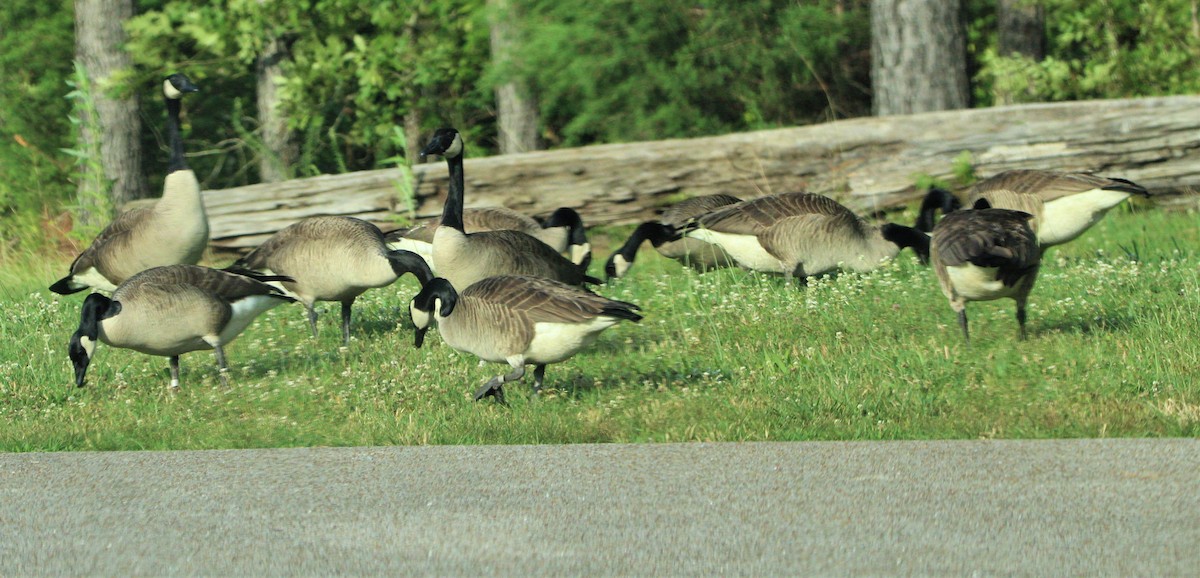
[871,0,968,115]
[488,0,540,154]
[997,0,1045,60]
[122,97,1200,251]
[256,34,297,182]
[74,0,147,223]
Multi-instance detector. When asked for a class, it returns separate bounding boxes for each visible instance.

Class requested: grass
[1,203,1197,451]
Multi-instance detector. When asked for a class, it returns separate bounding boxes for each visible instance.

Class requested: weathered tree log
[161,96,1200,251]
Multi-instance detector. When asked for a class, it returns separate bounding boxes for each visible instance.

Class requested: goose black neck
[388,249,434,286]
[916,188,960,233]
[882,223,931,264]
[545,208,587,246]
[440,154,465,232]
[166,97,187,173]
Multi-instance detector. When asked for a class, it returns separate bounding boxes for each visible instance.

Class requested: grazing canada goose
[604,193,743,280]
[680,192,930,283]
[930,201,1041,343]
[420,127,599,291]
[227,216,432,346]
[385,206,592,270]
[68,264,294,389]
[51,73,207,295]
[916,170,1150,247]
[409,275,642,404]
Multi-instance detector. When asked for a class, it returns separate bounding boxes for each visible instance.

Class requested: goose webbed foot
[473,378,507,405]
[532,364,547,396]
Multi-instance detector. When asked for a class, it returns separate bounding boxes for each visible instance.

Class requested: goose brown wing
[661,194,744,226]
[473,230,593,284]
[463,207,539,233]
[971,170,1147,202]
[464,275,637,324]
[122,265,292,302]
[69,207,155,275]
[757,211,868,261]
[233,216,385,271]
[934,210,1039,285]
[696,193,852,234]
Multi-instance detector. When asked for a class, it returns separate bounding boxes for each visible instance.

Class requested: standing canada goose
[930,202,1041,343]
[604,193,743,280]
[385,206,591,270]
[915,170,1150,247]
[51,73,208,295]
[227,216,432,346]
[409,275,642,404]
[420,127,599,290]
[681,192,930,283]
[68,265,294,389]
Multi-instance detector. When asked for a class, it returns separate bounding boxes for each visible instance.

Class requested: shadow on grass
[1036,312,1138,337]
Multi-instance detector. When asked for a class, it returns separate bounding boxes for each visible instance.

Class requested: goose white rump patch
[218,295,287,344]
[525,317,620,364]
[686,230,783,273]
[1039,188,1132,246]
[946,264,1017,301]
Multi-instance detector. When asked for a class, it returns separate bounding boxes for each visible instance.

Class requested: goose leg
[305,304,319,339]
[1016,303,1028,341]
[168,356,181,390]
[532,364,547,395]
[473,364,526,404]
[213,344,230,387]
[340,299,354,346]
[957,309,970,344]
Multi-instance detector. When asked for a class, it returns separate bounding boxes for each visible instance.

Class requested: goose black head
[543,208,591,267]
[409,277,458,348]
[916,187,961,233]
[604,222,679,280]
[69,293,121,387]
[881,223,931,265]
[419,127,463,161]
[163,73,199,100]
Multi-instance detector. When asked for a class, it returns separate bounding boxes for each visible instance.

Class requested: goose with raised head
[930,201,1041,343]
[681,192,930,283]
[420,127,599,291]
[227,216,432,346]
[385,206,591,271]
[604,193,743,280]
[68,265,294,389]
[51,73,208,295]
[409,275,642,404]
[916,170,1150,248]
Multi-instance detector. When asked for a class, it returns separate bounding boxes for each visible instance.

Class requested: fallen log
[162,96,1200,251]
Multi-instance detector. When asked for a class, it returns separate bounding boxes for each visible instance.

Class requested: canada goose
[930,201,1041,343]
[916,170,1150,247]
[420,127,599,291]
[385,206,591,270]
[680,192,930,283]
[604,193,743,280]
[227,216,432,346]
[68,265,294,389]
[409,275,642,403]
[50,73,208,295]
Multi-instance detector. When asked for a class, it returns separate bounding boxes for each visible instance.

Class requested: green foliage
[517,0,871,146]
[0,0,75,252]
[976,0,1200,103]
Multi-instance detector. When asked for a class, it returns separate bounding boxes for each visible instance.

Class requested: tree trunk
[256,33,296,182]
[74,0,146,225]
[488,0,540,154]
[871,0,968,115]
[997,0,1045,60]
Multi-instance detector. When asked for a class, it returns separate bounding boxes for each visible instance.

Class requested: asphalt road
[1,439,1197,576]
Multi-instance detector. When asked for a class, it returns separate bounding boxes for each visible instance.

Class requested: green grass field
[1,204,1196,451]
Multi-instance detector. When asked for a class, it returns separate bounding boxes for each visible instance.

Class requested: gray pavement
[0,439,1197,576]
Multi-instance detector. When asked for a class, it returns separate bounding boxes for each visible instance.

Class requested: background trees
[1,0,1198,254]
